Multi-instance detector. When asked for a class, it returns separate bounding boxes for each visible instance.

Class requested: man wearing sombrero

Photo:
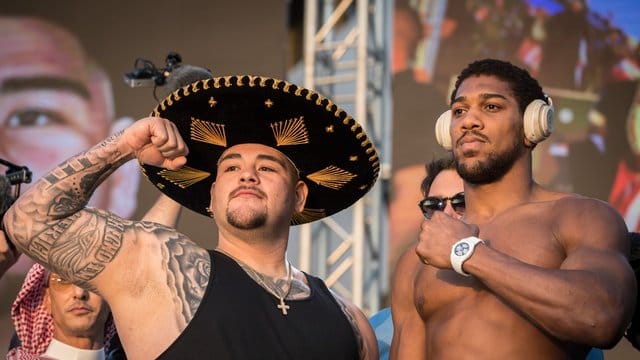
[3,68,380,359]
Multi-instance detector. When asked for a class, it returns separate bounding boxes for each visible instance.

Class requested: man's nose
[443,201,463,219]
[240,168,258,183]
[460,109,483,131]
[72,285,90,300]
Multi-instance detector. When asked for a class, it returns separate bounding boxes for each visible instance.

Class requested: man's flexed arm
[2,117,188,284]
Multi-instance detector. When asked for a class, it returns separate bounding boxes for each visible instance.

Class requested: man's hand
[122,117,189,170]
[415,211,478,268]
[0,231,20,278]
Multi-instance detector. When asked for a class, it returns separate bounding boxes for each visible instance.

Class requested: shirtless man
[390,58,636,359]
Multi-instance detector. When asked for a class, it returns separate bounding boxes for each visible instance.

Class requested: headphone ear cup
[435,110,452,150]
[523,98,554,143]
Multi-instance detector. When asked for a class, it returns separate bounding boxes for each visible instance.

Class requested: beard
[455,132,524,185]
[226,207,267,230]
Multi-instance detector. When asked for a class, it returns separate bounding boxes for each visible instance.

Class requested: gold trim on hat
[291,208,326,225]
[271,117,309,146]
[307,166,356,190]
[158,166,210,189]
[191,118,227,147]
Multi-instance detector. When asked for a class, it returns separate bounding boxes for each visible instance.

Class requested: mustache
[230,186,267,199]
[66,302,94,312]
[457,130,489,145]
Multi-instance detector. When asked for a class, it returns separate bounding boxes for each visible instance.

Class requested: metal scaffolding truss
[298,0,392,314]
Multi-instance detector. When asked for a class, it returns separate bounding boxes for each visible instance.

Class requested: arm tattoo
[333,294,366,360]
[162,232,211,328]
[31,208,129,293]
[6,131,133,291]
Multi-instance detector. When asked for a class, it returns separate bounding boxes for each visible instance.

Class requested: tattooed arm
[2,117,209,358]
[331,290,379,360]
[2,117,186,279]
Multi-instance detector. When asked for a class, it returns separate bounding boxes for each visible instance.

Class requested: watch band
[450,236,485,276]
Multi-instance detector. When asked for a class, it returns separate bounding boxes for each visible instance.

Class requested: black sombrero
[140,75,380,225]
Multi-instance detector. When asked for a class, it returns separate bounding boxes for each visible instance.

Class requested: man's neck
[51,331,104,350]
[216,233,289,278]
[44,338,105,360]
[463,162,538,221]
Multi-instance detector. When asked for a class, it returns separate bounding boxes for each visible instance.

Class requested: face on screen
[0,17,140,273]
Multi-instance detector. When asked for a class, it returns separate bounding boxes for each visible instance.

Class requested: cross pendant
[277,297,290,315]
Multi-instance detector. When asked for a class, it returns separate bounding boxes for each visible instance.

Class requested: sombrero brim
[140,75,380,224]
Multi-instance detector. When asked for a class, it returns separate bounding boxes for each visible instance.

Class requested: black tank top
[156,250,359,359]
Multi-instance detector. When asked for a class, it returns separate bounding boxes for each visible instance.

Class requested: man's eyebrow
[452,93,508,105]
[217,152,289,170]
[218,153,241,165]
[256,154,287,168]
[0,76,91,100]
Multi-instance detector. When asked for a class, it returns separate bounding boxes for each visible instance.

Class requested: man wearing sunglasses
[373,154,462,359]
[390,59,636,359]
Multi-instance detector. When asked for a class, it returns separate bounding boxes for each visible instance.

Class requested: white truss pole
[300,0,391,314]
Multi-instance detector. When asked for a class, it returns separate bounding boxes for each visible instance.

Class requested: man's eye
[6,110,65,128]
[223,165,239,172]
[258,166,275,172]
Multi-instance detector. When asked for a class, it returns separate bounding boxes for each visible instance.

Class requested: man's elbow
[2,205,27,252]
[585,307,632,349]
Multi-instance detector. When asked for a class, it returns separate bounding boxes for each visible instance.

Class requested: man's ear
[523,136,537,149]
[294,180,308,213]
[104,117,140,218]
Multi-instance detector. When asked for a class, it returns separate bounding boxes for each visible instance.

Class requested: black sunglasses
[418,192,465,219]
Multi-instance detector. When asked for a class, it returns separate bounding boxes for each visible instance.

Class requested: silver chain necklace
[217,249,294,315]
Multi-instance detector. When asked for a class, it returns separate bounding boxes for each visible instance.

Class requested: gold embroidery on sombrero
[349,155,358,161]
[259,77,269,87]
[202,78,211,90]
[325,125,334,133]
[282,81,292,93]
[307,166,356,190]
[271,117,309,146]
[291,208,326,225]
[271,78,283,90]
[247,76,258,87]
[213,77,222,89]
[191,118,227,146]
[158,166,210,189]
[191,82,200,93]
[208,97,217,108]
[324,99,335,112]
[223,76,233,87]
[172,89,182,102]
[265,99,274,108]
[156,182,165,189]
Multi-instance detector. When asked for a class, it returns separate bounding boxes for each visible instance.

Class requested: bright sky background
[528,0,640,40]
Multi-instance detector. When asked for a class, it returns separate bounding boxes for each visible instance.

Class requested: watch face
[454,241,470,256]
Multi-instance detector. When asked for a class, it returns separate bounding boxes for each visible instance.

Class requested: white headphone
[435,97,555,150]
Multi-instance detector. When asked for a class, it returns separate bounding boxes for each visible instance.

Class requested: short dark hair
[450,59,546,115]
[420,154,456,196]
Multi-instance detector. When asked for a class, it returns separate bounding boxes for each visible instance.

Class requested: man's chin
[226,209,267,230]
